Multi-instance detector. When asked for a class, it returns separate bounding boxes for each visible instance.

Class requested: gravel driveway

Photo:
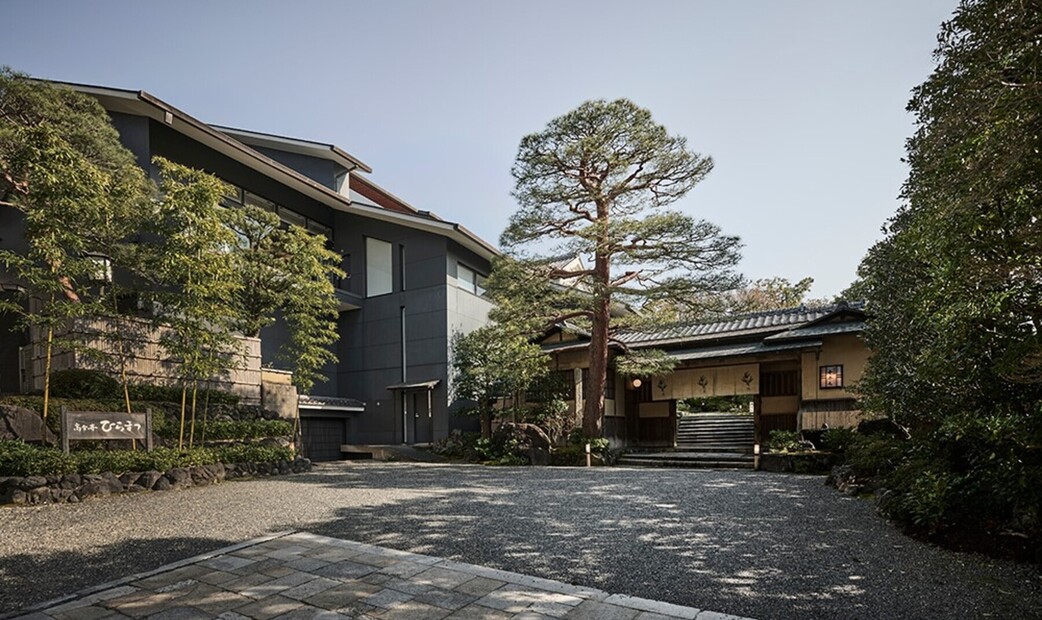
[1,463,1038,619]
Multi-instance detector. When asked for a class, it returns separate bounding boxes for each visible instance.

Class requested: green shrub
[127,383,239,405]
[766,430,802,453]
[0,440,75,476]
[844,433,906,479]
[49,369,121,399]
[40,371,240,405]
[874,412,1042,539]
[0,440,293,477]
[431,430,481,460]
[196,419,292,440]
[820,427,858,453]
[212,444,293,464]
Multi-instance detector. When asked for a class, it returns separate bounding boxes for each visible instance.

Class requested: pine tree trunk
[584,251,611,438]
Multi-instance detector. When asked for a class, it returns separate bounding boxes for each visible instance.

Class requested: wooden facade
[542,303,870,448]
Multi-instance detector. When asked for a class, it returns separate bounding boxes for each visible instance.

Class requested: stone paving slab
[8,532,756,620]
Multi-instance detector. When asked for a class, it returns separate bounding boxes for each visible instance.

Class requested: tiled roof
[763,320,866,342]
[665,339,825,362]
[618,302,865,347]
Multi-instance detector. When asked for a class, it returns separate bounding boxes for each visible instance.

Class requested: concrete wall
[251,146,341,192]
[334,214,493,444]
[19,319,263,403]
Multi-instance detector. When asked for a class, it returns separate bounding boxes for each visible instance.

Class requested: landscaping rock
[119,472,141,487]
[167,467,191,487]
[153,477,172,492]
[18,476,48,491]
[7,489,26,504]
[0,404,57,443]
[139,470,163,489]
[126,484,147,493]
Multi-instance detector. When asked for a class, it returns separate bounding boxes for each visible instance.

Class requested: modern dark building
[0,82,497,460]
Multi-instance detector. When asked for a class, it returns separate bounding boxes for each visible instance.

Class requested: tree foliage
[223,204,343,394]
[141,158,243,446]
[855,0,1042,422]
[496,99,741,435]
[0,68,153,431]
[0,70,344,447]
[451,324,548,438]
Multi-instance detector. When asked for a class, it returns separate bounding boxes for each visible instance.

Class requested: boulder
[59,474,82,490]
[17,476,48,491]
[153,477,172,491]
[138,471,163,489]
[0,405,57,443]
[119,472,141,487]
[167,467,191,487]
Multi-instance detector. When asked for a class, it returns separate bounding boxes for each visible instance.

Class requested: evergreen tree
[498,99,742,436]
[0,68,152,433]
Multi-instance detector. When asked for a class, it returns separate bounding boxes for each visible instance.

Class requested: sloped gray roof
[763,321,866,342]
[666,339,824,362]
[617,302,865,347]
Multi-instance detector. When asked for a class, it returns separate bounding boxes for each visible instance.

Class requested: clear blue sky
[3,1,958,299]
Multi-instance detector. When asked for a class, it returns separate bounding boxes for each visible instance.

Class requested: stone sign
[61,408,153,452]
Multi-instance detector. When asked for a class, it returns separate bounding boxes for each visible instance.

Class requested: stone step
[675,445,752,453]
[617,452,755,469]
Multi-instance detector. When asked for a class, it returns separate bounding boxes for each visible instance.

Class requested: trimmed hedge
[0,439,293,477]
[172,419,292,441]
[0,396,283,439]
[46,369,240,405]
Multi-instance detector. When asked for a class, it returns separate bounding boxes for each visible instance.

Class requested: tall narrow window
[366,237,393,297]
[399,245,406,291]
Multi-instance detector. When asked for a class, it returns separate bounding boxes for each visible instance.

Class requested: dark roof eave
[53,81,498,261]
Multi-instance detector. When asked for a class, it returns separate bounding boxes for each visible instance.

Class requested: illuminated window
[819,365,844,389]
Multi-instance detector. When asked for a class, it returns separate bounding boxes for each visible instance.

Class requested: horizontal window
[457,263,486,296]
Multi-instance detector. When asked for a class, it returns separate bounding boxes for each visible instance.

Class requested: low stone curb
[0,457,312,505]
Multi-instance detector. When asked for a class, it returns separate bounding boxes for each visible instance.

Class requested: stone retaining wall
[0,457,312,505]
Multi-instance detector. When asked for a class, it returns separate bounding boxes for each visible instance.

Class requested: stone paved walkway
[11,531,753,620]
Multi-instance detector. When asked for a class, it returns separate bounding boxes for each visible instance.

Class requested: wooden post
[145,407,154,452]
[61,406,69,454]
[585,442,591,467]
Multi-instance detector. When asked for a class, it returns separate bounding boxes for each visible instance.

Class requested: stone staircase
[676,413,755,453]
[617,413,755,469]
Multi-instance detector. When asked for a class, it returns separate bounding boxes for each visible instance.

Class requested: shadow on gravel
[279,463,1042,620]
[0,535,235,614]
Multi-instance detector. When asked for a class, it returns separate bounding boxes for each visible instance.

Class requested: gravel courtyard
[1,463,1039,620]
